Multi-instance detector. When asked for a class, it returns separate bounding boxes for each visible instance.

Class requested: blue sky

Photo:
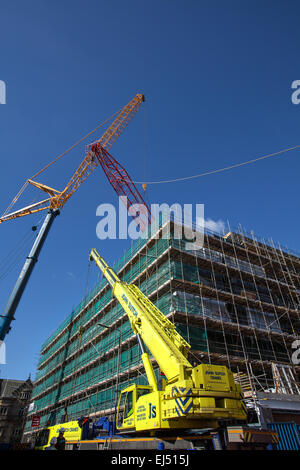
[0,0,300,380]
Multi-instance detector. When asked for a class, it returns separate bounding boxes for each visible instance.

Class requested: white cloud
[197,217,226,234]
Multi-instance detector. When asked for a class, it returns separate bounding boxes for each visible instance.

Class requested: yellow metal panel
[39,421,82,450]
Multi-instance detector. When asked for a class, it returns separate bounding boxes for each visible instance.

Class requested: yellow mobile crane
[89,248,247,434]
[32,250,278,451]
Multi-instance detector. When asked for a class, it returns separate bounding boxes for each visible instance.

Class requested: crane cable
[0,233,34,283]
[1,106,124,218]
[129,143,300,185]
[30,106,123,180]
[0,214,44,283]
[2,181,29,218]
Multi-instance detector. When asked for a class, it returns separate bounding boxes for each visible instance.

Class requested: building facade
[24,220,300,439]
[0,377,33,446]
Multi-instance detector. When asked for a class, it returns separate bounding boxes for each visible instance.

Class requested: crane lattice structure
[0,94,148,224]
[0,94,150,341]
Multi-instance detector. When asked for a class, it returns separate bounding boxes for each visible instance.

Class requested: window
[137,388,150,399]
[35,429,50,448]
[125,391,133,418]
[117,392,127,426]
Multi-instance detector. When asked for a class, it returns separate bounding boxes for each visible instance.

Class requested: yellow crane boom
[89,248,192,388]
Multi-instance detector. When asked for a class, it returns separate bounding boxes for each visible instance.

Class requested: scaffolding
[25,218,300,434]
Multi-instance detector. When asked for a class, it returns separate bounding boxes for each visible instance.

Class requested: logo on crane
[148,402,156,419]
[121,293,137,316]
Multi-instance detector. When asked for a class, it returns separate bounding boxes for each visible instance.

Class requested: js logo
[291,80,300,105]
[148,403,156,419]
[0,80,6,104]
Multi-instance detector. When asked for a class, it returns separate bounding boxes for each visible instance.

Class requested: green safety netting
[28,225,294,431]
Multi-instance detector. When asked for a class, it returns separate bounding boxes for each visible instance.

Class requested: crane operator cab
[117,384,152,430]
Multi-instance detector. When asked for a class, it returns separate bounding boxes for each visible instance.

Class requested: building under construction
[24,218,300,438]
